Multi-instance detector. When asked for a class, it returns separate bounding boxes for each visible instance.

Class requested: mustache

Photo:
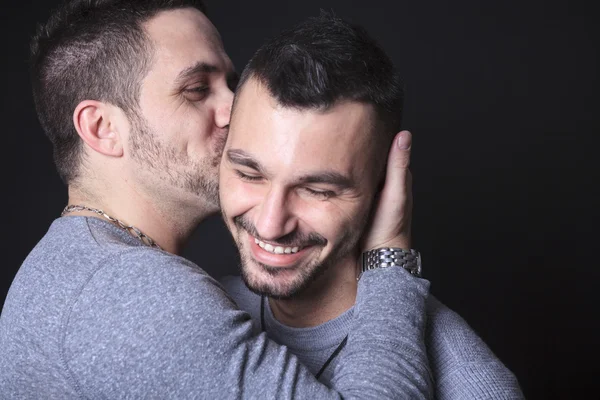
[233,215,327,247]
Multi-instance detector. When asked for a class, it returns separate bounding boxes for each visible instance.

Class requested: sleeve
[61,249,432,399]
[426,296,525,400]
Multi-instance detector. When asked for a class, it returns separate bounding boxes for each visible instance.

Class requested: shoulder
[426,296,501,362]
[62,250,258,396]
[75,247,237,320]
[62,247,248,357]
[426,296,524,399]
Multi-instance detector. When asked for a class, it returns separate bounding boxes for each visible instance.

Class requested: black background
[1,1,597,399]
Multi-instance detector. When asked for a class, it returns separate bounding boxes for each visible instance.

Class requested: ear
[73,100,124,157]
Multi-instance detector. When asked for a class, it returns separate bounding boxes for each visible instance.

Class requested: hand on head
[361,130,413,251]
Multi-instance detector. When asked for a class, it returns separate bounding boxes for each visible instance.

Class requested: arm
[62,253,429,399]
[334,130,432,397]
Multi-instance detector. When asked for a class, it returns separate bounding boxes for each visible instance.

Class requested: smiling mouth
[254,238,301,254]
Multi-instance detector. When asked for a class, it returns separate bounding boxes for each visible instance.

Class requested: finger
[380,130,412,206]
[362,131,413,250]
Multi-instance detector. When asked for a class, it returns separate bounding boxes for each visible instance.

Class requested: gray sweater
[0,217,432,399]
[222,276,525,400]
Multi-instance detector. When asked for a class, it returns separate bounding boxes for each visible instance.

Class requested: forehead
[229,80,378,179]
[143,8,231,78]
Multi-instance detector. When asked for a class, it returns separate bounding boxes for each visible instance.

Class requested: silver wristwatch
[360,248,422,278]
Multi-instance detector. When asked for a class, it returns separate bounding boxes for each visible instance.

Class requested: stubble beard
[128,114,227,208]
[239,244,328,300]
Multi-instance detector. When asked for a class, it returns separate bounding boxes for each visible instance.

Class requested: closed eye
[184,86,209,101]
[235,170,262,182]
[302,187,336,200]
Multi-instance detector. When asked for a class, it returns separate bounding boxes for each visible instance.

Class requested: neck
[67,183,212,255]
[269,254,359,328]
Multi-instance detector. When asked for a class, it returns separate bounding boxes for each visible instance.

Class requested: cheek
[169,107,215,146]
[219,174,263,217]
[296,200,365,243]
[189,111,215,143]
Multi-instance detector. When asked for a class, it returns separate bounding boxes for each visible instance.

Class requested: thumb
[363,130,413,250]
[388,130,412,178]
[380,130,412,208]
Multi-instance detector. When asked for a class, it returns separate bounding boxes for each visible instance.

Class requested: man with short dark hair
[0,1,433,398]
[220,13,525,399]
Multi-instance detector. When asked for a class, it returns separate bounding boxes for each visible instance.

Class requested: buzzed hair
[30,0,207,184]
[235,11,404,146]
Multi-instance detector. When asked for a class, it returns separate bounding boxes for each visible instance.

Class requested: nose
[215,86,234,129]
[255,186,298,241]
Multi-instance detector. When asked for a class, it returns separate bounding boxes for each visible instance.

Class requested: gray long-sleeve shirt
[221,276,525,399]
[0,217,432,399]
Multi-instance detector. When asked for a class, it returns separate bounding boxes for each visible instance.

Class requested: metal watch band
[361,248,422,277]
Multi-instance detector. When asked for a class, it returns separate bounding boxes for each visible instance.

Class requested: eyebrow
[226,149,354,189]
[174,61,221,86]
[297,172,354,189]
[226,149,265,174]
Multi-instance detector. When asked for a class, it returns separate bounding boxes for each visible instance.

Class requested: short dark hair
[30,0,207,184]
[236,11,404,144]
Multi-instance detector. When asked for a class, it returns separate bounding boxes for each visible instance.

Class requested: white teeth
[254,238,300,255]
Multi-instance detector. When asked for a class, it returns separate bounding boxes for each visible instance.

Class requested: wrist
[359,247,421,280]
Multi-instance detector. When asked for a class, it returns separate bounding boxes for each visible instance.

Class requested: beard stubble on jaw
[128,114,228,207]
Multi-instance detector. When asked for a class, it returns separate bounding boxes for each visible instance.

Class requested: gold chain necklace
[61,205,162,249]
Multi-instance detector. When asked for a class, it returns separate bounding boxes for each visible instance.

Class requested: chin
[240,257,328,300]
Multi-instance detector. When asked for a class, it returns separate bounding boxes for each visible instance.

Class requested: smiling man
[220,13,525,399]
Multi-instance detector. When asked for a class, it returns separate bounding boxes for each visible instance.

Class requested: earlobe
[73,100,124,157]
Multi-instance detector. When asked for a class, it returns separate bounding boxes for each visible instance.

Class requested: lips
[249,235,309,267]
